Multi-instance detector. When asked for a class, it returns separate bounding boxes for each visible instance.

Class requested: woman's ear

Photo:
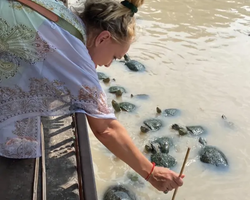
[95,30,111,47]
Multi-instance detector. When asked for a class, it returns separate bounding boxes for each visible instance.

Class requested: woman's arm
[86,115,184,192]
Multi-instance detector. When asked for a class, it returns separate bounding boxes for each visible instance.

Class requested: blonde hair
[78,0,144,44]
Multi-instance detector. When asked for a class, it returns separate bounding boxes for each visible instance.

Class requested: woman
[0,0,184,193]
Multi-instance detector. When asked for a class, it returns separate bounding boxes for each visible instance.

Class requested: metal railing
[71,113,98,200]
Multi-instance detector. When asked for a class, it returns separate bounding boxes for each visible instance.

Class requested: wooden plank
[0,157,35,200]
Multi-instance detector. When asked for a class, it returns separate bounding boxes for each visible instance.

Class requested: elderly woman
[0,0,184,193]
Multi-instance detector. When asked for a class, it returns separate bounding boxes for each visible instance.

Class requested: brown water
[70,0,250,199]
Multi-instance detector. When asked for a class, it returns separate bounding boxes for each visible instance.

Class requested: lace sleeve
[70,80,116,119]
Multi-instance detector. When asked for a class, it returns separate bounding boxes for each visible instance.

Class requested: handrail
[72,113,98,200]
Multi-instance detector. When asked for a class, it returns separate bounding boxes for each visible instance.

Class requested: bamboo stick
[171,147,191,200]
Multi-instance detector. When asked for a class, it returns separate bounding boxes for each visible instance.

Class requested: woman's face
[87,31,131,68]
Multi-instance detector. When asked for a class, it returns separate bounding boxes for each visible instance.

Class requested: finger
[162,184,171,192]
[174,176,184,186]
[161,184,167,192]
[170,182,178,189]
[171,171,180,177]
[173,178,181,188]
[180,174,185,178]
[166,186,172,191]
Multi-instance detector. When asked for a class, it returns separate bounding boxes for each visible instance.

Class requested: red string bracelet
[145,162,155,181]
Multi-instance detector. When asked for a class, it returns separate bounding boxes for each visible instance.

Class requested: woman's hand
[148,166,185,193]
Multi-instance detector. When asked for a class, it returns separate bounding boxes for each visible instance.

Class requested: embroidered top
[0,0,116,158]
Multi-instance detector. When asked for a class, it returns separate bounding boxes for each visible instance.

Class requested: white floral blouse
[0,0,116,158]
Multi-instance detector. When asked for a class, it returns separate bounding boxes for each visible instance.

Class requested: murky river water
[70,0,250,199]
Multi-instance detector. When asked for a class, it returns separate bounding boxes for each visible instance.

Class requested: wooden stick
[41,123,47,200]
[171,147,191,200]
[32,158,40,200]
